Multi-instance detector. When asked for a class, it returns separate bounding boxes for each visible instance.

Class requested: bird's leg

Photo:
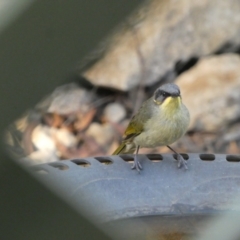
[131,145,142,172]
[167,145,188,170]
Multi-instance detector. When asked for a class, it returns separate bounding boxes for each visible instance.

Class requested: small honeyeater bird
[112,83,190,172]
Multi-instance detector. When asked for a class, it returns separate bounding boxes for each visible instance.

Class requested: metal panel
[32,153,240,221]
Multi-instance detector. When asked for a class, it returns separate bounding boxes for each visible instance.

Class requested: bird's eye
[161,91,169,97]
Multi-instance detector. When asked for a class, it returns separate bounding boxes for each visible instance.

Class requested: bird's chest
[135,108,188,147]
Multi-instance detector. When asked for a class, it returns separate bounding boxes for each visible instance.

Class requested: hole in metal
[199,154,215,161]
[119,154,134,164]
[71,159,91,167]
[95,157,113,165]
[49,163,69,170]
[173,153,189,160]
[226,155,240,162]
[33,168,48,174]
[147,154,163,162]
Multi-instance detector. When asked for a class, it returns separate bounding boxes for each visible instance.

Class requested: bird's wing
[112,98,154,155]
[112,116,142,155]
[123,98,154,141]
[124,115,143,139]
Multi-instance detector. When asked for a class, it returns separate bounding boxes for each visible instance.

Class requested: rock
[82,0,240,91]
[31,125,56,152]
[103,102,126,123]
[86,122,114,147]
[29,124,78,164]
[24,150,59,165]
[36,83,95,114]
[52,128,78,148]
[176,54,240,132]
[23,124,59,164]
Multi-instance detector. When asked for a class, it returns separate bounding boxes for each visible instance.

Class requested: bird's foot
[131,156,143,173]
[177,154,188,170]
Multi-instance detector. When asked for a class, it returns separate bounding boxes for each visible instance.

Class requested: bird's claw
[132,156,143,173]
[177,154,188,170]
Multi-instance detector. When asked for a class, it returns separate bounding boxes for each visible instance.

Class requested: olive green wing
[124,115,143,139]
[124,98,154,140]
[112,98,154,155]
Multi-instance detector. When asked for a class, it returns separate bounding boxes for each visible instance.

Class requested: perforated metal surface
[31,153,240,224]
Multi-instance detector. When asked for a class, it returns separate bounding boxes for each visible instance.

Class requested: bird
[112,83,190,172]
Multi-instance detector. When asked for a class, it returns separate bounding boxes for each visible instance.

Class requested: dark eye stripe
[162,91,170,97]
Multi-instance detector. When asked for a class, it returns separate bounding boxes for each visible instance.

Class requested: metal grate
[31,153,240,238]
[32,153,240,173]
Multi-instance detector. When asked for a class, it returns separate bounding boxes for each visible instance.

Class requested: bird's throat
[161,96,181,116]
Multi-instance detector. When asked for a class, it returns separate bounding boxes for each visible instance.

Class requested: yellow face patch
[161,96,181,116]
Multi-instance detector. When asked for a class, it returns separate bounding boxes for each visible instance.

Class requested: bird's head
[153,83,182,109]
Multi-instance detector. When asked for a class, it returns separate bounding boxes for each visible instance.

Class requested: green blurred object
[0,0,140,239]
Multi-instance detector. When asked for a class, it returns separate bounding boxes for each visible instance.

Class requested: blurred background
[6,0,240,165]
[2,1,240,240]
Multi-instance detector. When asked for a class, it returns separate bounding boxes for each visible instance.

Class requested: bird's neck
[161,96,182,117]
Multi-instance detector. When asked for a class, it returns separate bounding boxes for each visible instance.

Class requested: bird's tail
[112,142,136,155]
